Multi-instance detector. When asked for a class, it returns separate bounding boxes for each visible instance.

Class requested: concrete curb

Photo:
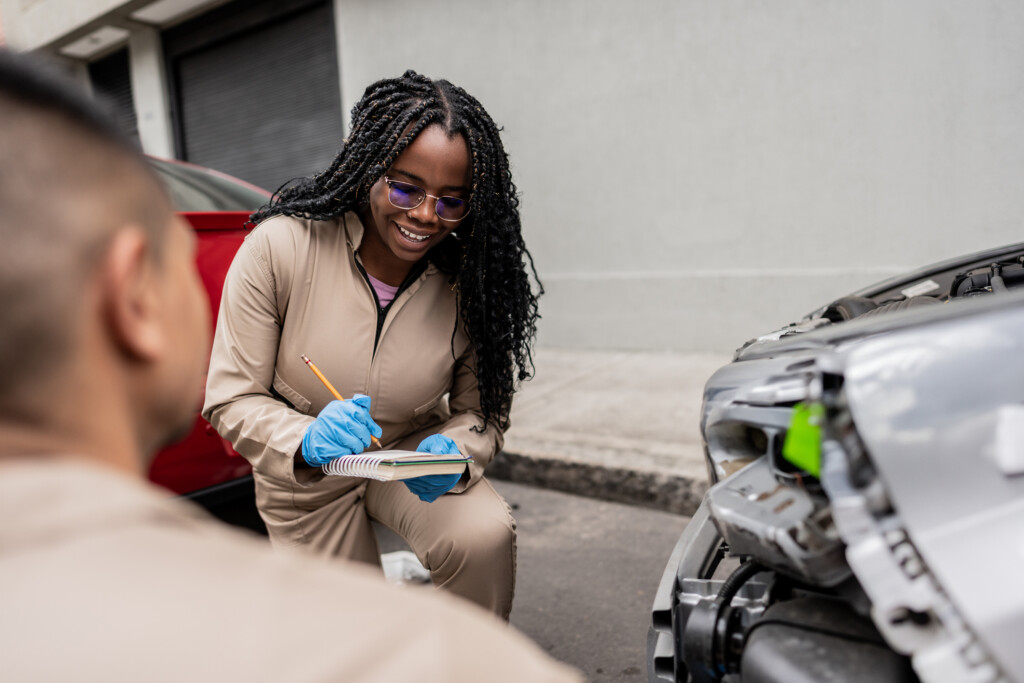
[486,348,729,518]
[488,449,707,517]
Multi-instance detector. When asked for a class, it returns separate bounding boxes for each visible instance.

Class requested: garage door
[166,0,343,192]
[88,48,139,145]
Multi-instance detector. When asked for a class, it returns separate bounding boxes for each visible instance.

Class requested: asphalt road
[497,480,689,682]
[379,479,691,682]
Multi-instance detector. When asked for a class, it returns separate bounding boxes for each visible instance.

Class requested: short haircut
[0,50,172,416]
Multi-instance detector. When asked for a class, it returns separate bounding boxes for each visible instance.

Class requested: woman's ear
[100,227,164,362]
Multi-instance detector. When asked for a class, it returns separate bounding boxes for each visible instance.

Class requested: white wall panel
[335,0,1024,351]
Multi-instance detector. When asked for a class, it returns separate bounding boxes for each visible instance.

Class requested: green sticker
[782,401,824,477]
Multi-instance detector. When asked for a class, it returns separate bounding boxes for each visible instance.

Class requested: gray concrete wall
[335,0,1024,352]
[0,0,127,50]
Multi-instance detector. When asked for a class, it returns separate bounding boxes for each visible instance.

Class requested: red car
[147,157,270,531]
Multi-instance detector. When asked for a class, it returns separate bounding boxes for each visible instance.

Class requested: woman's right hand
[301,395,382,467]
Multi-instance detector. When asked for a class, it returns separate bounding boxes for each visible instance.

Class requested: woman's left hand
[403,434,462,503]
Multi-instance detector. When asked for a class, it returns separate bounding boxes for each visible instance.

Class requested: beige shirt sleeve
[202,226,314,486]
[437,343,506,493]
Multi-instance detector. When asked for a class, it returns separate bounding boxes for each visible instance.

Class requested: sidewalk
[489,348,733,516]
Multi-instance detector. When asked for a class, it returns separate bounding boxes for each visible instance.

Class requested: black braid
[249,70,541,431]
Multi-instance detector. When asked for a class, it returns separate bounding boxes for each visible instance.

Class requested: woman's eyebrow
[390,167,469,194]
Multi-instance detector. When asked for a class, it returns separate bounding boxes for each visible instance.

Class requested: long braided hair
[250,70,540,430]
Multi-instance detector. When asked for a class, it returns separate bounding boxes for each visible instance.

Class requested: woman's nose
[408,196,438,225]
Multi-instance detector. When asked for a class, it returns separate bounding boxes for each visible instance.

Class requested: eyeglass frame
[382,175,471,223]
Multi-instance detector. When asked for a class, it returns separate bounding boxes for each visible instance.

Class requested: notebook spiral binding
[322,454,388,480]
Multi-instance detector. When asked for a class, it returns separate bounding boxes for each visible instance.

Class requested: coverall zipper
[354,260,427,355]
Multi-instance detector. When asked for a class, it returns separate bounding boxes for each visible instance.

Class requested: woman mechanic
[202,71,540,619]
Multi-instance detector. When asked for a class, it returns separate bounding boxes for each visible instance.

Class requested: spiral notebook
[321,450,471,481]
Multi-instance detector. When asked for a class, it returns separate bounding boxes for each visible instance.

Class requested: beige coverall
[0,459,581,683]
[203,213,517,617]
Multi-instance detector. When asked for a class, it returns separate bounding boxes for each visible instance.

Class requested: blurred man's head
[0,50,210,468]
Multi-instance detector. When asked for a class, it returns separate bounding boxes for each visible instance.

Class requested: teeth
[398,225,429,242]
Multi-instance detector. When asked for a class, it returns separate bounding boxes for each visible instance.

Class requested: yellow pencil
[301,354,382,449]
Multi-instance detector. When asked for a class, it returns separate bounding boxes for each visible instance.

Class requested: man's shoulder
[0,459,581,683]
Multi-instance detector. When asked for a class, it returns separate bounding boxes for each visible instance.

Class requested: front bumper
[647,499,772,682]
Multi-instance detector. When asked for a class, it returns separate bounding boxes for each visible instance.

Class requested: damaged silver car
[648,243,1024,683]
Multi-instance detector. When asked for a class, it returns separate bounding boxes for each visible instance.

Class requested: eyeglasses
[384,176,470,222]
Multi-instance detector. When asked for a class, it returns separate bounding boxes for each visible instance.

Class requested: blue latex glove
[301,394,382,467]
[403,434,463,503]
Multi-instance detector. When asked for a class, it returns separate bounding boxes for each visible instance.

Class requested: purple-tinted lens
[387,177,468,221]
[436,196,469,221]
[388,180,424,209]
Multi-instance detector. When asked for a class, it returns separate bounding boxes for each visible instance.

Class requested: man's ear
[101,227,164,362]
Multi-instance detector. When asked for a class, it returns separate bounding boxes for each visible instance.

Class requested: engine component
[678,561,766,683]
[705,457,850,587]
[740,598,918,683]
[950,258,1024,297]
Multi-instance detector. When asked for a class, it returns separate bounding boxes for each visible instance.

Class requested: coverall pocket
[272,371,312,414]
[412,387,449,417]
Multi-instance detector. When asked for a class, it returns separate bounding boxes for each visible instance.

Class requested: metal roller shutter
[88,48,139,145]
[167,0,343,192]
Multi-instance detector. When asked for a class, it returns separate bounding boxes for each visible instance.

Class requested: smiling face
[358,124,471,285]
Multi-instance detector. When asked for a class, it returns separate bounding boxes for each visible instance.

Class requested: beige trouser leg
[254,471,516,619]
[365,476,517,620]
[254,475,382,565]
